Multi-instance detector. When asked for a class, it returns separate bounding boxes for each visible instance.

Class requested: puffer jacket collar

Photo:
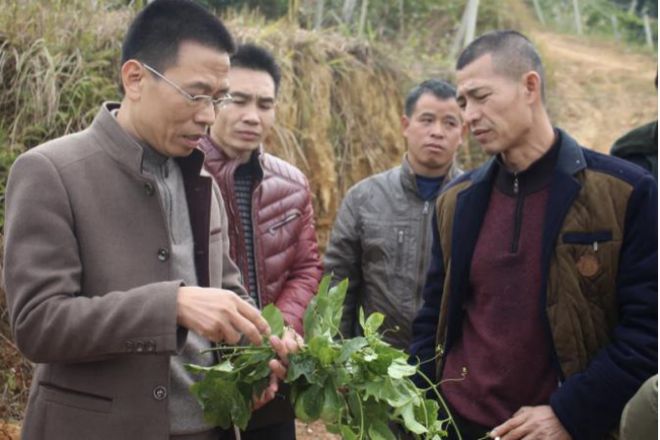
[399,154,464,198]
[198,136,265,181]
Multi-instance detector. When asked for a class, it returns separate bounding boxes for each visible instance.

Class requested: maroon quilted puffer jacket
[199,137,322,334]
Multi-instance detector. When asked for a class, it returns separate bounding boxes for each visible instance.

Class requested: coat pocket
[562,230,613,245]
[40,382,113,413]
[559,230,617,311]
[561,230,613,279]
[267,209,302,234]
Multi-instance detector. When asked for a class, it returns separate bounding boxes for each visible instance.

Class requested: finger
[230,313,265,346]
[269,358,287,381]
[513,406,532,417]
[268,368,280,392]
[270,336,289,364]
[235,298,271,335]
[211,320,239,344]
[492,415,526,438]
[252,388,274,411]
[500,422,531,440]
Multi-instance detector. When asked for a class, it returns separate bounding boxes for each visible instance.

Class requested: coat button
[145,340,156,352]
[135,341,144,352]
[153,385,168,401]
[157,248,169,261]
[144,182,155,196]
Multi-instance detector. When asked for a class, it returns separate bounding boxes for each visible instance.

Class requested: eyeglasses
[142,63,233,108]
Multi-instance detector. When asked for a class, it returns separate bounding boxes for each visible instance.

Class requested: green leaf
[400,403,428,435]
[309,335,338,367]
[338,336,368,363]
[367,420,398,440]
[303,275,348,340]
[362,312,385,337]
[287,353,322,385]
[303,275,331,338]
[294,384,325,422]
[387,358,416,379]
[340,426,359,440]
[190,377,244,430]
[262,303,284,338]
[320,379,342,423]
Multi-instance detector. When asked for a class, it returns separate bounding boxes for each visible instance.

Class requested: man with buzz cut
[411,30,657,440]
[2,2,299,439]
[324,79,464,352]
[200,43,322,440]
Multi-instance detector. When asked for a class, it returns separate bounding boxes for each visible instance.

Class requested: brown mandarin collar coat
[3,103,248,440]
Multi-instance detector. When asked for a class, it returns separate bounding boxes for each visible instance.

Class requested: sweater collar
[494,129,561,195]
[471,128,587,187]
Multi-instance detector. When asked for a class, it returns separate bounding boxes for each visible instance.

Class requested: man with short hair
[411,30,657,440]
[200,43,322,440]
[324,79,464,351]
[3,2,295,439]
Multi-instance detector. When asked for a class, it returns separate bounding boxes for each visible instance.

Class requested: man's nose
[195,102,217,126]
[241,106,260,125]
[463,101,480,124]
[430,121,445,138]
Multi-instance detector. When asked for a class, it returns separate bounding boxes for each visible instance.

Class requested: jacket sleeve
[550,173,658,440]
[409,210,445,390]
[323,188,364,339]
[274,181,323,334]
[3,151,183,364]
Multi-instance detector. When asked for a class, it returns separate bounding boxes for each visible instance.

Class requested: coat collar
[400,154,463,198]
[198,135,264,178]
[91,102,206,178]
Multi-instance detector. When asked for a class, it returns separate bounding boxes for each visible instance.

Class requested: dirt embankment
[536,31,657,153]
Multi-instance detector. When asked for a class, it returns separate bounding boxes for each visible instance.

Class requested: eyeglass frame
[141,62,233,108]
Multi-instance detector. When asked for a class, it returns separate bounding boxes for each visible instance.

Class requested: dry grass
[229,19,412,242]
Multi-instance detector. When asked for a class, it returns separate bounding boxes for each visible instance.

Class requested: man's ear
[121,60,146,101]
[401,114,410,134]
[522,71,542,104]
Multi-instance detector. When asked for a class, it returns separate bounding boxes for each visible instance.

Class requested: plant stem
[416,370,462,440]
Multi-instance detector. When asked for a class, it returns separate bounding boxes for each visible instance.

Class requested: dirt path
[533,31,657,153]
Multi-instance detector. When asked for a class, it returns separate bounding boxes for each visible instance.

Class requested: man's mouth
[236,131,260,141]
[182,134,204,147]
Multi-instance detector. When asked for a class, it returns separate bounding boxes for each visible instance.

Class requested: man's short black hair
[230,44,282,94]
[121,0,235,72]
[404,79,457,117]
[456,30,545,101]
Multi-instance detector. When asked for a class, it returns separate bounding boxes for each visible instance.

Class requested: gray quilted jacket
[324,156,462,350]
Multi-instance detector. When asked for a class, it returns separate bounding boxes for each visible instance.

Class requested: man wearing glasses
[3,2,297,439]
[200,44,323,440]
